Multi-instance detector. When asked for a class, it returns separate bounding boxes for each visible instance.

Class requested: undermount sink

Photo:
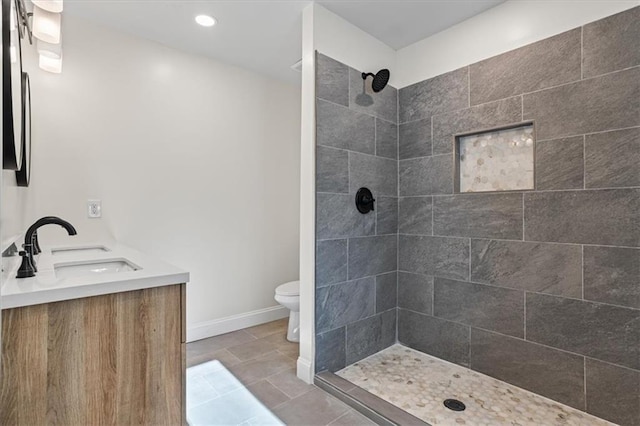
[52,245,110,256]
[54,259,139,279]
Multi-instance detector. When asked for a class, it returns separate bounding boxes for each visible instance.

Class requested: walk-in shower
[312,6,640,426]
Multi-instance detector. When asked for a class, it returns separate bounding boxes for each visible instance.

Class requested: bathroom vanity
[0,242,189,425]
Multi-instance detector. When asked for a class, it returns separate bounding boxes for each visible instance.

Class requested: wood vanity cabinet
[0,283,187,425]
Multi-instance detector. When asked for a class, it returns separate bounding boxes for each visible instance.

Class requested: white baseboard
[187,305,289,342]
[296,356,314,384]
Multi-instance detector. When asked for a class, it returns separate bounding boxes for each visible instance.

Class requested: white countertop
[1,241,189,309]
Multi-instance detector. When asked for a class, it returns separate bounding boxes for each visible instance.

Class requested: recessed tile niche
[455,123,535,193]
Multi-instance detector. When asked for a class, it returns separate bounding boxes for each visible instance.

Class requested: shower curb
[314,372,430,426]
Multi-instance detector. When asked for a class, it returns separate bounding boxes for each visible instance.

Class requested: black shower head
[362,69,390,93]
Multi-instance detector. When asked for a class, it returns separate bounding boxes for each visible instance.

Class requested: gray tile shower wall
[315,52,399,373]
[395,7,640,425]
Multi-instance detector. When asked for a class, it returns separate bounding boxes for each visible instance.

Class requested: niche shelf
[454,122,535,193]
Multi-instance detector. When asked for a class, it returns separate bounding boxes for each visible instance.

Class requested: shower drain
[443,399,466,411]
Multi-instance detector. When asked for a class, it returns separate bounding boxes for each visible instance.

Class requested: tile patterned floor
[337,344,614,426]
[187,319,375,426]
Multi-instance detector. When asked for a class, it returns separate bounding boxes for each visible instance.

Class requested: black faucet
[16,216,77,279]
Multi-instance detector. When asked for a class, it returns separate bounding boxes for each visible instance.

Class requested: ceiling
[64,0,505,85]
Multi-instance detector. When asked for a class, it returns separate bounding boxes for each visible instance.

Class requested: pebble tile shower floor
[337,345,613,426]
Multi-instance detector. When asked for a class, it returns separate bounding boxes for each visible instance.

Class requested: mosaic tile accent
[337,344,612,426]
[457,124,534,193]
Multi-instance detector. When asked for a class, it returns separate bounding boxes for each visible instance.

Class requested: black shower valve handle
[355,187,376,214]
[364,195,376,210]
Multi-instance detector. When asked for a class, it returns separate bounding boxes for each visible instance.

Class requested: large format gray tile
[376,197,398,236]
[246,380,289,409]
[376,272,397,313]
[585,358,640,426]
[398,235,469,280]
[399,155,453,196]
[266,368,314,399]
[226,352,293,385]
[399,67,469,123]
[471,239,582,297]
[273,387,350,425]
[187,348,242,369]
[348,235,397,280]
[316,53,349,106]
[316,193,375,240]
[399,118,432,159]
[316,239,348,288]
[523,67,640,141]
[470,329,585,410]
[317,99,375,154]
[187,386,278,425]
[398,197,432,235]
[317,146,349,193]
[186,374,220,409]
[398,272,433,315]
[433,193,523,240]
[227,338,278,361]
[316,277,376,333]
[188,330,256,357]
[535,136,584,190]
[243,318,288,339]
[429,156,454,197]
[260,332,299,361]
[526,293,640,370]
[583,6,640,78]
[316,327,346,373]
[469,29,581,105]
[346,309,396,364]
[349,68,398,123]
[524,189,640,247]
[585,127,640,189]
[434,278,524,338]
[398,309,470,367]
[432,96,522,154]
[584,245,640,309]
[349,152,398,197]
[376,119,398,160]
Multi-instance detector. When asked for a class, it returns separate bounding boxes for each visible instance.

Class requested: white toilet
[274,280,300,342]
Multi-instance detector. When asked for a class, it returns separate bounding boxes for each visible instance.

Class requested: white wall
[2,172,26,248]
[396,0,639,88]
[312,4,398,87]
[297,4,316,384]
[13,16,301,340]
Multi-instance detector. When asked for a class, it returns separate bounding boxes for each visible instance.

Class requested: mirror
[15,71,30,186]
[2,0,24,170]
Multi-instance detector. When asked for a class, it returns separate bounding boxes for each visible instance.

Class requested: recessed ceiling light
[195,15,216,27]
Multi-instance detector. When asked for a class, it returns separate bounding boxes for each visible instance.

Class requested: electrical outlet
[87,200,102,218]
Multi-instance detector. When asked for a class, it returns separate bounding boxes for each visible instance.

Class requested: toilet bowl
[274,280,300,342]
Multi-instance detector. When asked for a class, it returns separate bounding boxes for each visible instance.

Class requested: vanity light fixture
[39,53,61,73]
[37,38,61,73]
[31,0,62,12]
[37,38,61,58]
[27,0,64,73]
[32,5,60,43]
[195,14,216,27]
